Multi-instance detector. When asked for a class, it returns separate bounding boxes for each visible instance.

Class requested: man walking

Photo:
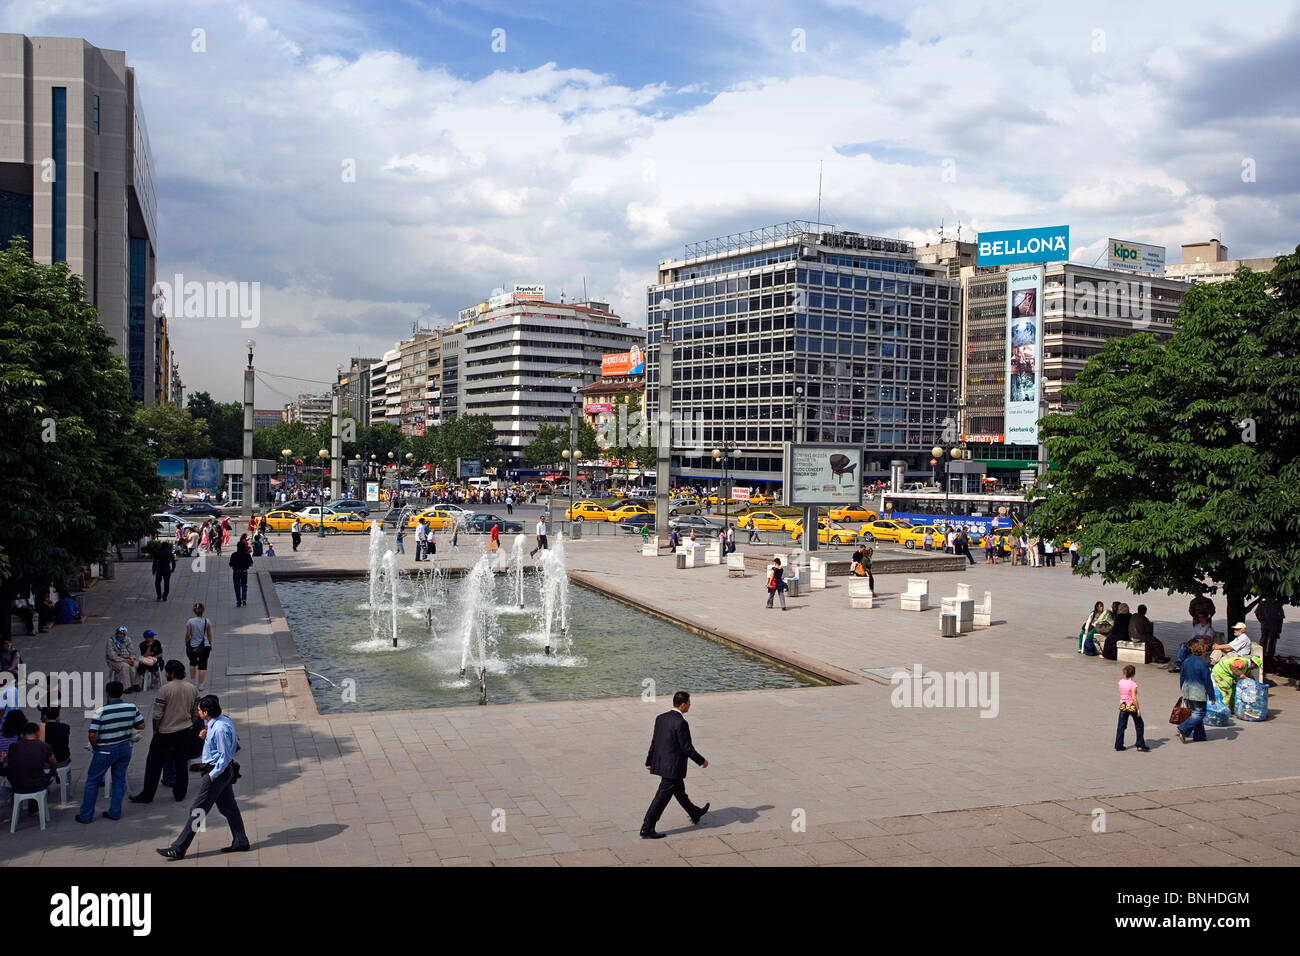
[505,494,513,516]
[75,681,145,824]
[152,540,176,602]
[530,516,548,557]
[415,519,429,561]
[291,517,302,552]
[157,695,251,859]
[640,691,709,839]
[960,528,976,565]
[130,660,199,805]
[1255,597,1285,670]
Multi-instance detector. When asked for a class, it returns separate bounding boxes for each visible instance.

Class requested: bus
[875,491,1043,537]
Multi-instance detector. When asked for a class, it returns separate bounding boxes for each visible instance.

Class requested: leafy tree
[1032,251,1300,626]
[134,404,210,459]
[0,238,162,636]
[598,393,656,471]
[252,421,316,461]
[524,424,567,468]
[187,390,243,458]
[433,414,500,475]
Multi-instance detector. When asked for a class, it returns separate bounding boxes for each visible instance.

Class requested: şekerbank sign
[977,225,1070,266]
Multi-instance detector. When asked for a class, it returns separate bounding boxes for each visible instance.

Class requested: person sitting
[1128,604,1168,664]
[54,591,81,624]
[38,707,71,767]
[3,722,59,806]
[10,590,35,636]
[0,709,27,761]
[1102,603,1132,660]
[106,626,139,692]
[0,637,22,680]
[1080,601,1106,655]
[137,630,164,690]
[1210,622,1252,665]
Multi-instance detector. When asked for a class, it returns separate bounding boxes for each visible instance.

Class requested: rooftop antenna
[956,221,962,242]
[583,276,588,303]
[815,160,824,236]
[938,218,946,244]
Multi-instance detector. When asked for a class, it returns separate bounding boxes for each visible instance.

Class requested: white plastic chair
[11,788,49,832]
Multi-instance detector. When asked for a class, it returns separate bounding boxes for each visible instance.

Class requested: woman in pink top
[1115,664,1149,752]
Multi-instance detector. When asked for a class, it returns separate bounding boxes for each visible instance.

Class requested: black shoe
[1114,746,1126,751]
[128,794,151,803]
[156,847,183,860]
[221,841,252,853]
[102,811,119,820]
[640,830,666,839]
[1136,745,1150,752]
[691,803,710,825]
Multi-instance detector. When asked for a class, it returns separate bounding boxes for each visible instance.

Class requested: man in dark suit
[640,691,709,839]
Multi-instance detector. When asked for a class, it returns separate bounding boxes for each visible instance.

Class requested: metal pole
[568,394,578,525]
[655,314,673,536]
[330,390,342,501]
[242,352,254,514]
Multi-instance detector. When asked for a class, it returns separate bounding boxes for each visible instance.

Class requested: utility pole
[242,339,255,514]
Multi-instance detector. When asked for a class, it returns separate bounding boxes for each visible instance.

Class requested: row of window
[650,317,950,344]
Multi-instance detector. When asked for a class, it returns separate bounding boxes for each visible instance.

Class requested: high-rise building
[283,393,331,429]
[336,356,377,428]
[646,221,962,487]
[449,294,645,457]
[0,34,162,403]
[368,347,400,427]
[1163,239,1280,284]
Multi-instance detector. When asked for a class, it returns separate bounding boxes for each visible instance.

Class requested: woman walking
[1176,640,1214,743]
[1114,664,1149,751]
[229,535,253,607]
[765,557,788,610]
[186,603,214,691]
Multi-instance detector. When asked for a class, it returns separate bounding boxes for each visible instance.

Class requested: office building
[284,393,331,429]
[336,356,377,428]
[0,33,163,404]
[1164,239,1279,284]
[645,221,962,486]
[368,347,399,427]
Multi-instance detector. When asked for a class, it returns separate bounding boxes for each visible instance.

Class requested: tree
[1032,250,1300,626]
[134,404,210,460]
[598,393,656,471]
[433,414,500,476]
[0,238,162,635]
[524,424,567,468]
[187,391,244,459]
[252,421,316,461]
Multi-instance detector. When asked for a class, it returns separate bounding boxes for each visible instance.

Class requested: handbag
[1119,701,1138,713]
[1168,696,1191,725]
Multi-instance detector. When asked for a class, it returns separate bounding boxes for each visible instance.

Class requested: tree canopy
[524,421,599,468]
[0,238,162,601]
[187,391,244,459]
[134,403,210,460]
[1032,249,1300,625]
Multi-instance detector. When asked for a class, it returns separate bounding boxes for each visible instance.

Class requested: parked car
[167,502,222,518]
[788,519,859,545]
[827,504,879,523]
[668,514,715,532]
[606,504,651,523]
[668,497,701,516]
[152,513,195,537]
[565,501,611,522]
[462,513,523,534]
[322,512,373,533]
[294,506,339,530]
[405,507,459,530]
[858,519,914,542]
[327,499,370,516]
[618,514,657,534]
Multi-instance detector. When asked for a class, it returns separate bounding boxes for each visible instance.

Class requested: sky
[5,0,1299,403]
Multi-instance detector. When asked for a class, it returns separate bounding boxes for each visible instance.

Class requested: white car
[294,506,338,528]
[152,513,195,537]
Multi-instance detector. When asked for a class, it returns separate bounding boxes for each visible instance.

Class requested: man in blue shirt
[75,681,145,824]
[157,695,251,859]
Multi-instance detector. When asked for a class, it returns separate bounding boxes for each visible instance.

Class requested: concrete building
[646,221,962,487]
[284,393,331,429]
[336,355,377,428]
[453,296,645,458]
[952,259,1187,481]
[397,333,437,436]
[1164,239,1280,284]
[252,408,282,430]
[0,34,162,404]
[368,347,399,427]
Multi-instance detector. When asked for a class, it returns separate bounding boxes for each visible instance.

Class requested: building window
[93,94,100,134]
[51,87,67,262]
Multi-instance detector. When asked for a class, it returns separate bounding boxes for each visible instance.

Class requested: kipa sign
[977,225,1070,266]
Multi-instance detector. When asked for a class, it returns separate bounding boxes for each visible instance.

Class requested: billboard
[1106,238,1165,275]
[784,444,863,506]
[157,459,186,489]
[584,403,612,413]
[458,305,480,322]
[457,457,483,478]
[1005,267,1043,446]
[487,293,511,309]
[513,283,544,301]
[186,458,221,491]
[601,345,645,377]
[977,225,1069,266]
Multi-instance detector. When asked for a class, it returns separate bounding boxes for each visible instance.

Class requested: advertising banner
[365,481,379,502]
[457,457,483,478]
[584,403,612,413]
[157,459,186,489]
[732,486,751,502]
[1005,267,1043,446]
[458,306,479,322]
[960,434,1004,443]
[513,283,544,301]
[600,345,645,377]
[1106,238,1165,275]
[977,225,1069,266]
[784,444,863,505]
[186,458,221,491]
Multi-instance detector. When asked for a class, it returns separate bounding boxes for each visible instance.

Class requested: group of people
[10,581,81,635]
[982,531,1070,567]
[174,515,231,557]
[1079,600,1169,664]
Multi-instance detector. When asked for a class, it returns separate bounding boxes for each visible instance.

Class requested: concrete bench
[940,596,974,632]
[704,543,721,566]
[973,591,993,627]
[1116,640,1146,664]
[809,556,827,590]
[727,553,746,578]
[900,578,929,612]
[641,535,659,557]
[848,581,875,609]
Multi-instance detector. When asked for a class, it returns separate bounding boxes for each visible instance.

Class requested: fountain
[366,522,387,642]
[382,549,399,647]
[457,554,498,704]
[412,565,446,633]
[537,532,571,656]
[511,533,526,609]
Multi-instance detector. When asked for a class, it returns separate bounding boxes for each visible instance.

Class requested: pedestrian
[726,523,736,554]
[530,516,548,557]
[489,523,500,551]
[1018,533,1029,567]
[1069,540,1080,568]
[74,681,145,824]
[924,529,935,552]
[960,528,975,566]
[105,625,139,692]
[505,494,514,516]
[186,603,213,691]
[291,517,302,552]
[765,557,788,610]
[639,691,709,839]
[152,540,176,602]
[130,660,199,805]
[395,525,405,554]
[1175,640,1214,743]
[136,629,164,690]
[1254,597,1284,670]
[229,535,253,607]
[156,694,251,859]
[1114,664,1149,752]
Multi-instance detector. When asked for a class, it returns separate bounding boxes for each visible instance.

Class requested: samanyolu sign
[977,225,1070,266]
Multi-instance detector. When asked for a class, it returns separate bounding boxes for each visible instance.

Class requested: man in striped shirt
[75,681,145,824]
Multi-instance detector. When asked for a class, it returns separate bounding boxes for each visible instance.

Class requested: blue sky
[4,0,1298,403]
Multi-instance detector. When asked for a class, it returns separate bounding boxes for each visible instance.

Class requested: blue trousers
[1177,699,1208,741]
[232,568,248,603]
[1115,710,1146,748]
[77,740,132,822]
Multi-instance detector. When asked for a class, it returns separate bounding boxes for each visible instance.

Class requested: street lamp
[281,448,293,499]
[712,441,739,528]
[317,449,329,536]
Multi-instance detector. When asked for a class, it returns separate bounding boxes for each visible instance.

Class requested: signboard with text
[977,225,1069,266]
[601,346,645,377]
[513,283,544,301]
[960,434,1004,443]
[1106,238,1165,275]
[1005,267,1043,446]
[783,444,863,506]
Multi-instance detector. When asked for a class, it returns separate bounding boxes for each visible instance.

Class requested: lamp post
[317,449,329,536]
[281,448,292,500]
[711,441,738,529]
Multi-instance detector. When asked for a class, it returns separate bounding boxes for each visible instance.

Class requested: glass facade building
[646,223,961,486]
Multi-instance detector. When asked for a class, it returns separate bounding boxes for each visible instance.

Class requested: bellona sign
[977,225,1070,266]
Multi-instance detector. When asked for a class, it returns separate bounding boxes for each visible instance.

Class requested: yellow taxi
[259,509,300,532]
[827,504,879,523]
[736,510,798,532]
[323,512,373,533]
[895,524,947,550]
[606,504,651,523]
[747,493,775,506]
[857,518,914,542]
[788,518,859,545]
[406,507,458,530]
[565,501,611,522]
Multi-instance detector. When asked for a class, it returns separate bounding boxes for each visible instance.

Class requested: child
[266,537,276,558]
[1115,664,1149,752]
